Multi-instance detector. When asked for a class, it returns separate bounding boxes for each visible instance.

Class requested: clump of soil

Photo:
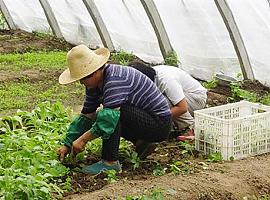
[0,30,73,54]
[207,85,232,106]
[241,80,270,97]
[0,69,62,83]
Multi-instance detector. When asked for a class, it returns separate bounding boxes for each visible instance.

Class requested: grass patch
[260,92,270,106]
[164,50,180,66]
[0,80,84,116]
[111,50,135,66]
[0,51,66,71]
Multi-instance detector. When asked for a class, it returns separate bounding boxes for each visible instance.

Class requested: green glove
[62,114,95,147]
[90,108,120,139]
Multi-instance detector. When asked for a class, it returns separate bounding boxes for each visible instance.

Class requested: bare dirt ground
[66,154,270,200]
[1,30,270,200]
[0,30,72,53]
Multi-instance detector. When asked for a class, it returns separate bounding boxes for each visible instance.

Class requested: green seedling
[104,169,118,183]
[153,163,167,176]
[243,194,270,200]
[0,13,7,29]
[164,50,180,66]
[128,151,141,170]
[260,92,270,106]
[229,81,257,102]
[111,50,135,66]
[207,152,223,162]
[119,138,134,157]
[124,188,164,200]
[169,161,182,175]
[179,141,195,157]
[202,78,218,89]
[0,102,72,199]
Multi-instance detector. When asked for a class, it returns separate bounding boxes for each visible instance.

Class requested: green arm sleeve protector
[62,114,95,147]
[90,108,120,139]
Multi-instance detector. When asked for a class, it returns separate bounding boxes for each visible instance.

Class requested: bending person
[129,61,207,141]
[57,45,172,174]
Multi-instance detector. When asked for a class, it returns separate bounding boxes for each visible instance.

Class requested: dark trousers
[102,105,171,161]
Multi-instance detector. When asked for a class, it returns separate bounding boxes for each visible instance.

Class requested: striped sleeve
[81,87,100,114]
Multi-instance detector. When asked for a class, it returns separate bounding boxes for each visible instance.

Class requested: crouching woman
[57,45,172,174]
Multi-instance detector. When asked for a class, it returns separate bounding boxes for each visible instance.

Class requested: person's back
[153,65,207,97]
[83,64,171,119]
[129,62,207,139]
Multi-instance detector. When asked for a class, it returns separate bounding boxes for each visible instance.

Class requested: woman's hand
[70,131,98,159]
[57,145,70,162]
[71,138,87,158]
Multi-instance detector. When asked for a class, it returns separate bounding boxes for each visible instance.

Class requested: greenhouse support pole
[0,0,16,30]
[38,0,63,38]
[215,0,254,80]
[82,0,115,51]
[140,0,173,59]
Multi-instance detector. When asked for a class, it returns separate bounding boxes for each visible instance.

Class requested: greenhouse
[0,0,270,199]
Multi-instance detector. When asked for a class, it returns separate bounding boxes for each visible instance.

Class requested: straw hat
[59,44,110,84]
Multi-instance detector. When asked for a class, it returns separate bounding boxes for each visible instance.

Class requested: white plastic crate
[194,101,270,160]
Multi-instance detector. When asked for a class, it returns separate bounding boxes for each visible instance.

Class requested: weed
[243,194,270,200]
[32,31,53,39]
[179,141,195,157]
[202,78,218,89]
[229,156,235,161]
[207,152,223,162]
[124,188,164,200]
[128,151,141,170]
[85,138,103,155]
[0,13,7,29]
[260,92,270,106]
[119,138,134,157]
[169,161,182,175]
[104,169,118,183]
[111,50,135,66]
[164,50,180,66]
[229,81,257,102]
[153,163,167,176]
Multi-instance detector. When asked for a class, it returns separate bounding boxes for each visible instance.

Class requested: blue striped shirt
[82,64,171,119]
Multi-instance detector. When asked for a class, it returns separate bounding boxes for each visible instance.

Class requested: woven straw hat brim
[59,47,110,85]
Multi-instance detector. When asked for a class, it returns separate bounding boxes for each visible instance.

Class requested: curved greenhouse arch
[1,0,269,85]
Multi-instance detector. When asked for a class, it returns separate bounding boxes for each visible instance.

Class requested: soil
[0,30,73,53]
[65,154,270,200]
[1,30,270,200]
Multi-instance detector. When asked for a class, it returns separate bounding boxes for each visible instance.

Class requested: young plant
[124,188,165,200]
[207,152,223,162]
[164,50,180,66]
[104,169,118,183]
[111,50,135,66]
[202,78,218,89]
[153,163,167,176]
[260,92,270,106]
[179,141,195,157]
[0,102,72,199]
[128,151,141,170]
[229,81,257,102]
[0,13,7,29]
[169,161,182,175]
